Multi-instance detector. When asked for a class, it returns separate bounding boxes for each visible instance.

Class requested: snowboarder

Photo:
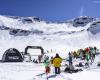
[53,53,62,74]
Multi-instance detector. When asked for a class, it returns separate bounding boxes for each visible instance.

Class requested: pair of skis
[36,72,57,80]
[36,72,69,80]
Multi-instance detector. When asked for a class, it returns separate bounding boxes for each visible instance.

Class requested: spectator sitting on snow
[64,64,82,73]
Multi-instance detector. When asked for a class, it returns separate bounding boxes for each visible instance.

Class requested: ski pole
[46,73,48,80]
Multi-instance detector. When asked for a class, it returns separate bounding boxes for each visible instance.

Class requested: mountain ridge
[0,15,100,36]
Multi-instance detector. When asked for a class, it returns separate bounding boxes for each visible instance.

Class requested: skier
[44,56,50,74]
[53,53,62,74]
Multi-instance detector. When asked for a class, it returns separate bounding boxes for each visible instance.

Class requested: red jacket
[86,47,90,53]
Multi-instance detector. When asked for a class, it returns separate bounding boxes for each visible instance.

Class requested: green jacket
[91,48,95,54]
[86,53,90,61]
[44,59,50,67]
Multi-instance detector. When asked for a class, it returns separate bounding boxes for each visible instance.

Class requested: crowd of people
[36,46,98,75]
[68,46,97,66]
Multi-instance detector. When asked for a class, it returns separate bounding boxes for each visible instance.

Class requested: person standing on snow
[53,53,62,74]
[79,49,84,60]
[94,46,97,54]
[85,47,90,67]
[90,47,95,63]
[68,52,73,66]
[44,56,50,74]
[38,55,42,63]
[50,56,54,65]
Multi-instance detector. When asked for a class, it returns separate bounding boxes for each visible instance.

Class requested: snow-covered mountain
[1,15,100,80]
[0,15,99,36]
[0,15,100,57]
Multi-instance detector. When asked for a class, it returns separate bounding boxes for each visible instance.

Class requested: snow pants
[45,66,50,74]
[55,67,60,74]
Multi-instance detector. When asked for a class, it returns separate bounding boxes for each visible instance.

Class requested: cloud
[93,1,100,3]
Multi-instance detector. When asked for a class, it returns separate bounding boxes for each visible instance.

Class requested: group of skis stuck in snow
[35,46,100,76]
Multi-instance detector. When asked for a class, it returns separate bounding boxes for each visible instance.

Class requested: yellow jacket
[53,57,62,67]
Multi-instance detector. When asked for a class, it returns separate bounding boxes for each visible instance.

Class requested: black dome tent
[2,48,23,62]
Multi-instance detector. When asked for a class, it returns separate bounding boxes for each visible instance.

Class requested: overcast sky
[0,0,100,21]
